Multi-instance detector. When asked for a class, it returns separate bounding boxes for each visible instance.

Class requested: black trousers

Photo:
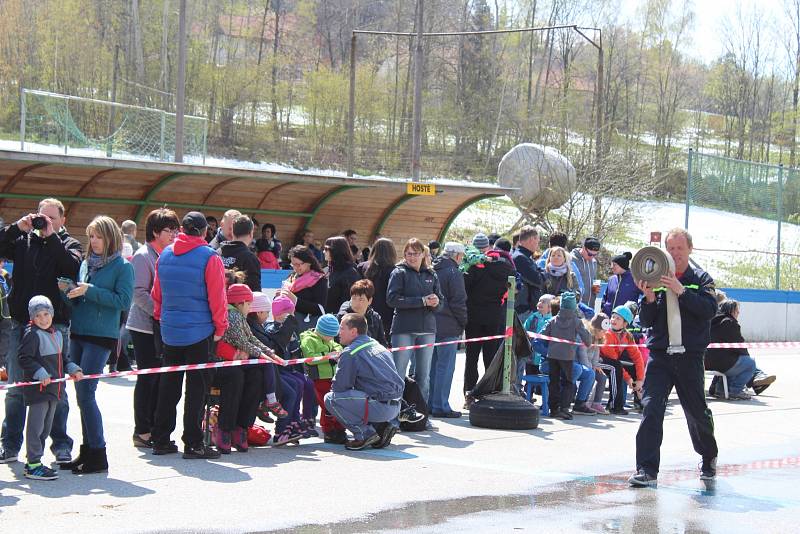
[213,366,264,431]
[463,322,504,393]
[547,359,574,413]
[635,351,718,476]
[131,326,163,436]
[152,336,212,448]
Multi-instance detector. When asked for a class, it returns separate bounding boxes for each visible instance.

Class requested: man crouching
[325,313,404,450]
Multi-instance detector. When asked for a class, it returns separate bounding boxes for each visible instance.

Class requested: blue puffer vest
[158,244,216,346]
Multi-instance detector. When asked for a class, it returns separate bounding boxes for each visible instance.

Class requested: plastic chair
[522,374,550,416]
[705,371,729,399]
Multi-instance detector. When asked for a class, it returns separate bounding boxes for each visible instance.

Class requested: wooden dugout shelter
[0,150,513,248]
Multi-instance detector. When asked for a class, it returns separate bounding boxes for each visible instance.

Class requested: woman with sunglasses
[386,238,443,404]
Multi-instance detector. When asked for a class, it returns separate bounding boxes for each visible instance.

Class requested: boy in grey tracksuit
[540,292,591,419]
[325,330,404,448]
[19,296,82,480]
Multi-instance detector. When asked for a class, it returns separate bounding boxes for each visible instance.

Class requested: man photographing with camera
[0,198,83,464]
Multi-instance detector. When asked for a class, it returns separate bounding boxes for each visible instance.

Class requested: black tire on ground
[468,393,539,430]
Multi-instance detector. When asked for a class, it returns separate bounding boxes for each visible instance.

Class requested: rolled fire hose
[631,246,685,354]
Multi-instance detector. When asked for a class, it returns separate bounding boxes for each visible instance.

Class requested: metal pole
[19,90,26,151]
[410,0,424,181]
[347,33,356,177]
[106,45,119,158]
[160,111,166,161]
[202,119,208,165]
[777,164,784,290]
[685,148,693,229]
[502,275,516,395]
[174,0,187,163]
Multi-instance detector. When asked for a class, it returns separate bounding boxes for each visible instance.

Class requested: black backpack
[400,377,429,432]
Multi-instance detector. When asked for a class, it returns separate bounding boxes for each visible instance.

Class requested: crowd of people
[0,197,778,484]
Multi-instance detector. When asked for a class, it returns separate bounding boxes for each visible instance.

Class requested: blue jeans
[392,333,435,402]
[428,336,459,414]
[573,362,595,403]
[725,355,757,394]
[1,320,72,454]
[70,338,111,448]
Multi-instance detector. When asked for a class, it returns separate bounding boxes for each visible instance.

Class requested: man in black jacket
[219,215,262,292]
[512,226,543,322]
[629,228,719,487]
[0,198,82,464]
[430,243,467,418]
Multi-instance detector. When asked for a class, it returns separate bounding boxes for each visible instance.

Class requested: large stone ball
[497,143,577,212]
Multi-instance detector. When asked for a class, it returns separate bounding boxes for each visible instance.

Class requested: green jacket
[300,329,342,380]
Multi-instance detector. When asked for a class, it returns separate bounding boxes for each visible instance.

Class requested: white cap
[443,242,466,255]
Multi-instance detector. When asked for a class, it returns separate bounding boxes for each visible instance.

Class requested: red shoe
[212,427,231,454]
[231,427,249,452]
[265,401,288,418]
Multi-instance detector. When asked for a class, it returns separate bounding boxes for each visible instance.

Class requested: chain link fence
[686,150,800,290]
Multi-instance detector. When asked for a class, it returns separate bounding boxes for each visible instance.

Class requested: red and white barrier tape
[0,334,508,391]
[1,330,795,391]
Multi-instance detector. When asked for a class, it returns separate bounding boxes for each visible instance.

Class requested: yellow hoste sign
[406,182,436,196]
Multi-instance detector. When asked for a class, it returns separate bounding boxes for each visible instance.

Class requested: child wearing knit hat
[266,295,320,445]
[213,284,283,452]
[20,296,83,480]
[300,314,345,443]
[599,306,645,415]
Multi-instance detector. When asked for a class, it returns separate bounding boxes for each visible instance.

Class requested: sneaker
[700,457,717,480]
[132,434,153,448]
[398,404,425,424]
[53,449,72,465]
[265,401,288,418]
[752,372,776,387]
[0,448,19,464]
[183,444,221,460]
[152,441,179,455]
[610,407,630,415]
[729,390,752,401]
[256,401,275,424]
[572,403,595,416]
[300,419,319,438]
[211,427,232,454]
[272,430,300,447]
[554,410,573,420]
[231,427,249,452]
[753,384,771,395]
[372,424,398,449]
[345,433,380,450]
[323,430,348,444]
[24,463,58,481]
[590,402,609,414]
[628,469,657,487]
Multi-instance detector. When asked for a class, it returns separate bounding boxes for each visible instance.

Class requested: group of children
[213,269,350,449]
[523,290,645,420]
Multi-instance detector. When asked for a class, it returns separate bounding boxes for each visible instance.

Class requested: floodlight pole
[175,0,187,163]
[411,0,424,182]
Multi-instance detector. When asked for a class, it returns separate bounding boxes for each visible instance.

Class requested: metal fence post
[202,119,208,165]
[685,148,693,229]
[502,275,516,395]
[777,164,783,291]
[19,90,26,151]
[160,111,166,161]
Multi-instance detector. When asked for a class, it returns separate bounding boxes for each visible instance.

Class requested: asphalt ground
[0,348,797,533]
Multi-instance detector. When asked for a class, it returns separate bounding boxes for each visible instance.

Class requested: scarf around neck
[87,251,120,279]
[547,263,568,277]
[288,270,324,293]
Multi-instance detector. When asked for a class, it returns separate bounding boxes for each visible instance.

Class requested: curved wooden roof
[0,150,512,248]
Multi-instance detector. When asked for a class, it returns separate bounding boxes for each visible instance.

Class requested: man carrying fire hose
[628,228,719,487]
